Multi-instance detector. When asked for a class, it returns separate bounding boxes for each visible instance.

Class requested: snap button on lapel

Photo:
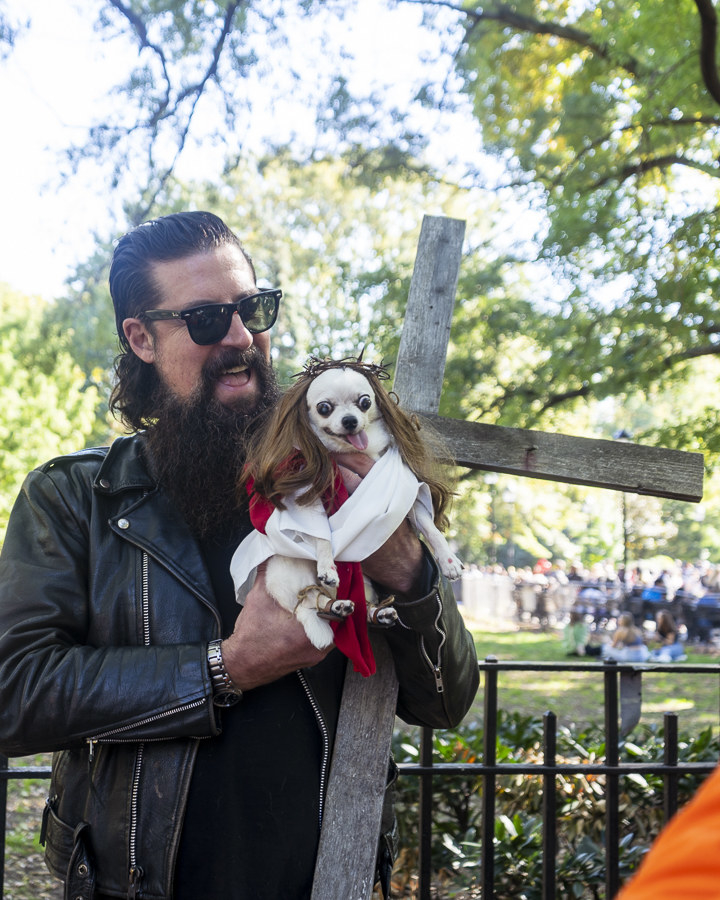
[99,478,110,489]
[117,518,130,529]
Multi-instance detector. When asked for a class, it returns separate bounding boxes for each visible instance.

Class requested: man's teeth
[223,365,248,375]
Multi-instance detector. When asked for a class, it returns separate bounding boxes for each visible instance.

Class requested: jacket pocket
[41,796,74,878]
[42,799,96,899]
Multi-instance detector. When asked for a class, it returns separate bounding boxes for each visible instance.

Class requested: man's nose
[221,310,253,349]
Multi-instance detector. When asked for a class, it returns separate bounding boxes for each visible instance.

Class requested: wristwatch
[207,639,243,707]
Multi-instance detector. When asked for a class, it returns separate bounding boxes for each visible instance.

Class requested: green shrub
[392,712,719,898]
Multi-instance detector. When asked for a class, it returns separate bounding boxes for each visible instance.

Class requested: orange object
[616,765,720,899]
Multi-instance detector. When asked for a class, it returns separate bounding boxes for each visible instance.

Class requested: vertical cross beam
[311,216,465,899]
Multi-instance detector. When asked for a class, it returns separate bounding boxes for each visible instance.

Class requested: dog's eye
[357,395,372,412]
[316,401,334,417]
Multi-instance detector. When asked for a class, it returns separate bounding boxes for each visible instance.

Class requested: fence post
[663,712,679,822]
[482,657,498,898]
[542,712,557,899]
[604,661,620,899]
[418,726,434,900]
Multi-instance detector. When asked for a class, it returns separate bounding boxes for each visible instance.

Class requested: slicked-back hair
[108,211,256,431]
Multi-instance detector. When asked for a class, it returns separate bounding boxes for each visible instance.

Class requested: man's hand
[221,567,332,691]
[335,452,425,598]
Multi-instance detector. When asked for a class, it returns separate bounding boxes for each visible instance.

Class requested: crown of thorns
[293,354,391,382]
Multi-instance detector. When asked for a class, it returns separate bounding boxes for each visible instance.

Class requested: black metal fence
[1,658,719,899]
[399,658,720,900]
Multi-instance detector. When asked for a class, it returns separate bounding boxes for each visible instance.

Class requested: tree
[0,1,25,59]
[62,0,428,228]
[16,0,720,565]
[0,284,101,543]
[406,0,720,454]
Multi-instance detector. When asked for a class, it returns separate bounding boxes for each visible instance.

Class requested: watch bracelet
[207,639,243,704]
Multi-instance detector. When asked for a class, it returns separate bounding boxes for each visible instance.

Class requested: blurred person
[602,613,650,662]
[649,611,686,661]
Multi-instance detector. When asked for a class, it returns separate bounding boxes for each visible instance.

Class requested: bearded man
[0,211,479,900]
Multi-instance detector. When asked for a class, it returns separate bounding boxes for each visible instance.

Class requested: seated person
[563,606,602,657]
[649,611,686,661]
[602,613,650,662]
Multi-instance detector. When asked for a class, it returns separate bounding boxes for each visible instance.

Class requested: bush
[391,712,719,898]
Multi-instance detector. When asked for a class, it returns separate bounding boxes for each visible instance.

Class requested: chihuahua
[232,357,462,650]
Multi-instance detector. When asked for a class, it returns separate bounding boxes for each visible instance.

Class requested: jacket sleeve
[383,547,479,729]
[0,466,219,757]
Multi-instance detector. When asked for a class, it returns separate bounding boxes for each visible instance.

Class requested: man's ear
[123,318,156,363]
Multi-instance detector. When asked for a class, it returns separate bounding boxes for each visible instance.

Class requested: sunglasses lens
[184,306,232,345]
[181,291,280,344]
[240,291,279,333]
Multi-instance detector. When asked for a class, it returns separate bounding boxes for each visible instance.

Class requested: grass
[3,777,61,900]
[468,624,720,735]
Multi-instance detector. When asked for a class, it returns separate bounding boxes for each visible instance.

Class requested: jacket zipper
[106,510,222,897]
[87,698,208,759]
[128,744,144,899]
[418,589,447,693]
[297,670,330,830]
[129,550,150,897]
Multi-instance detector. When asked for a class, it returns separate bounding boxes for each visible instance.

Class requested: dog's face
[305,367,391,457]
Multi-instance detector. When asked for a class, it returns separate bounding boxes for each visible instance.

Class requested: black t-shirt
[174,529,344,900]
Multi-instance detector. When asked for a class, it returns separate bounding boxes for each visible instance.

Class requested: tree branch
[401,0,641,75]
[590,153,720,189]
[694,0,720,105]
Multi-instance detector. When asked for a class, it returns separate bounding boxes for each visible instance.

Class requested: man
[0,211,479,899]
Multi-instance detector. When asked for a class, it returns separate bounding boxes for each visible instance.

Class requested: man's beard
[143,346,280,539]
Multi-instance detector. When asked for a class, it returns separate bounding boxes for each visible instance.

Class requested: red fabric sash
[247,457,375,677]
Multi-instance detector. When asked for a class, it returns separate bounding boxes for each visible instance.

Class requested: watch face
[213,690,242,708]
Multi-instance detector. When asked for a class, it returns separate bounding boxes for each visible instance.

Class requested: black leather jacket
[0,434,479,899]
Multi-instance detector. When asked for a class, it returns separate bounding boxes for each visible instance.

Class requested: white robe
[229,446,433,598]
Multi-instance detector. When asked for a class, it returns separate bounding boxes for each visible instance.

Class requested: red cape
[247,459,375,677]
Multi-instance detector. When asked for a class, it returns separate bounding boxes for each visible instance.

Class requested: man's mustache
[202,347,263,383]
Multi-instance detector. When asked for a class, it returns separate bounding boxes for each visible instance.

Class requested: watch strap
[207,639,243,707]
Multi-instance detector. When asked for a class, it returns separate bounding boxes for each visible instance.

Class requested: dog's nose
[341,415,358,432]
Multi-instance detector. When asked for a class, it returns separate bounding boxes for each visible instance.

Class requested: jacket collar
[93,433,156,495]
[94,434,220,614]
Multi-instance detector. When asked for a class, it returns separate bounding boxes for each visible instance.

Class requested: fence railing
[1,658,719,899]
[399,657,720,900]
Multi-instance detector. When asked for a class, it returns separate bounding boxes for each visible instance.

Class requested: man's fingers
[333,452,374,477]
[337,465,362,495]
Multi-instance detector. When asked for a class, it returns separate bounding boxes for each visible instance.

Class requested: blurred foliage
[391,711,718,897]
[6,0,720,564]
[0,284,101,543]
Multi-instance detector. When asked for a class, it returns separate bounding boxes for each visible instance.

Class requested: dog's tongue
[346,430,369,451]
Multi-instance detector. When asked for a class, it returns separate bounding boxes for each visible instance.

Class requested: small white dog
[232,358,462,651]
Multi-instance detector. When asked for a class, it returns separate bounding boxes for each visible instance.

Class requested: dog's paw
[317,598,355,621]
[368,605,398,628]
[440,555,464,581]
[317,565,339,588]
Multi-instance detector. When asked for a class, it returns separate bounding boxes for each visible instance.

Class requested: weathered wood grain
[310,638,399,900]
[392,215,466,416]
[419,414,704,502]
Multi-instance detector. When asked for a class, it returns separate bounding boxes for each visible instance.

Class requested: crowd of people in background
[460,557,720,659]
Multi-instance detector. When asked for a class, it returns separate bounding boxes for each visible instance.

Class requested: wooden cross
[311,216,704,899]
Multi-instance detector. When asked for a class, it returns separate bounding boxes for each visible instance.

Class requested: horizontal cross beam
[421,414,704,503]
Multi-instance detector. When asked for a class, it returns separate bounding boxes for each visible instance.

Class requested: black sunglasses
[141,289,282,345]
